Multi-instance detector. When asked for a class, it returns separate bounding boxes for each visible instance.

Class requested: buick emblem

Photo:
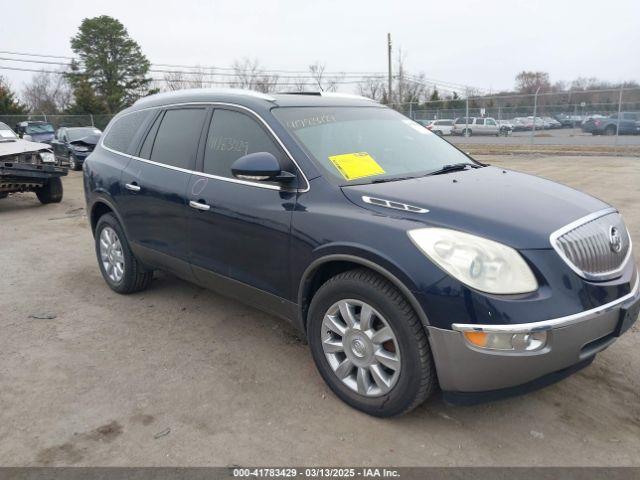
[609,226,622,253]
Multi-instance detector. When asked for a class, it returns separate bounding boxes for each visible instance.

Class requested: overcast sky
[2,0,639,95]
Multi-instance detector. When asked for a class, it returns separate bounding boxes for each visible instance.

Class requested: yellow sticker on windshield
[328,152,385,181]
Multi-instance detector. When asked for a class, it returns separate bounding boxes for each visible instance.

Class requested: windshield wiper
[370,175,419,184]
[425,163,481,176]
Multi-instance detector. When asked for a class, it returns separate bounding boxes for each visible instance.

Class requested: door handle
[125,182,141,192]
[189,200,210,211]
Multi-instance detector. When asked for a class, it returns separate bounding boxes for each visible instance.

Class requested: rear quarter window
[103,110,151,154]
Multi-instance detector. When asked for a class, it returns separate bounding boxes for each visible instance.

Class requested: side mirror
[231,152,295,183]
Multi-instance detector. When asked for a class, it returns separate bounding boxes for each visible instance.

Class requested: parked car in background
[542,117,562,129]
[85,89,639,417]
[510,117,530,131]
[497,120,513,135]
[51,126,102,170]
[582,112,640,135]
[14,121,56,143]
[0,122,67,203]
[451,117,500,136]
[426,119,454,136]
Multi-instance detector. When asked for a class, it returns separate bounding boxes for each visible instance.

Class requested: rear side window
[103,110,150,153]
[455,118,470,125]
[475,118,485,125]
[149,108,207,170]
[203,109,284,179]
[440,120,453,126]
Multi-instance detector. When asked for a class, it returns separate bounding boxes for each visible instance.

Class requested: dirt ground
[0,155,638,467]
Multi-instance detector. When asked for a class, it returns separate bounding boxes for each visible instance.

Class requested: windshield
[0,122,18,139]
[25,123,54,134]
[273,107,474,184]
[68,127,101,141]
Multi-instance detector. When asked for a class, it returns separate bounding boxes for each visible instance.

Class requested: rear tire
[307,268,436,417]
[36,177,63,204]
[463,129,472,137]
[95,213,153,294]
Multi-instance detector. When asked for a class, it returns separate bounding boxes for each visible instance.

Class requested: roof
[130,88,379,113]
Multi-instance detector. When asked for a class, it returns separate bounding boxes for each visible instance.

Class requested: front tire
[604,125,617,136]
[69,155,79,171]
[36,177,63,204]
[308,269,436,417]
[95,213,153,294]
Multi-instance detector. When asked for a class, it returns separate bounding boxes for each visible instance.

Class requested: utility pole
[530,86,541,145]
[387,33,392,105]
[614,85,623,153]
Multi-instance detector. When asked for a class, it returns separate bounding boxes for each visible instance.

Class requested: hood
[0,138,52,157]
[341,166,610,249]
[70,134,100,146]
[70,134,100,150]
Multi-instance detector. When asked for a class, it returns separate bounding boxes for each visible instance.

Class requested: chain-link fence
[2,87,639,156]
[0,113,115,132]
[391,87,640,156]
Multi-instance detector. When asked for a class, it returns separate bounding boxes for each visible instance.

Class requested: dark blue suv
[84,89,639,417]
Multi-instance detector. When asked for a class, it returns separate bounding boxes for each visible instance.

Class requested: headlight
[407,227,538,294]
[39,152,55,163]
[73,145,89,152]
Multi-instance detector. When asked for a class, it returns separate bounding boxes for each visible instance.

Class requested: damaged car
[0,122,67,203]
[51,126,102,170]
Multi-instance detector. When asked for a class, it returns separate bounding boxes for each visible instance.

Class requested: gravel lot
[0,155,639,467]
[449,128,640,146]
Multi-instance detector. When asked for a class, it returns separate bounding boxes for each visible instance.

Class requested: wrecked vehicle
[14,120,56,143]
[51,127,102,170]
[0,122,67,203]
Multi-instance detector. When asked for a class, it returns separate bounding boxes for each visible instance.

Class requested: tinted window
[203,109,283,178]
[485,119,496,126]
[139,113,162,159]
[104,110,150,153]
[149,108,207,170]
[440,120,453,126]
[67,127,101,141]
[455,117,471,125]
[475,118,485,125]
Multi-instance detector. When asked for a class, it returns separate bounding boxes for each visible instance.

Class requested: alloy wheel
[99,226,125,283]
[321,299,401,397]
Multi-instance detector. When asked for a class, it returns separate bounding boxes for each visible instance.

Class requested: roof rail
[134,88,276,105]
[277,91,376,102]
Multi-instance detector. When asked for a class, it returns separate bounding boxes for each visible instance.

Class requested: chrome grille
[551,209,631,280]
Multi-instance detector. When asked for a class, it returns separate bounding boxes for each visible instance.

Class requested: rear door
[120,106,209,277]
[474,118,486,134]
[485,118,499,135]
[187,107,299,308]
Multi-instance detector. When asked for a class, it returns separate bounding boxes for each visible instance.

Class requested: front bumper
[428,273,639,397]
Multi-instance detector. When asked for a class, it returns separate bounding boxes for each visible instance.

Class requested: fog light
[463,330,547,352]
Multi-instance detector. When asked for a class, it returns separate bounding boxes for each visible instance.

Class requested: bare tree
[515,71,551,94]
[22,70,72,113]
[308,62,344,92]
[163,67,214,91]
[357,77,387,102]
[231,58,279,92]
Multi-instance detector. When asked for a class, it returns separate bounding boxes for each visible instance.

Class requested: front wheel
[95,213,153,294]
[69,155,79,171]
[36,177,63,204]
[604,125,617,136]
[307,269,436,417]
[463,129,472,137]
